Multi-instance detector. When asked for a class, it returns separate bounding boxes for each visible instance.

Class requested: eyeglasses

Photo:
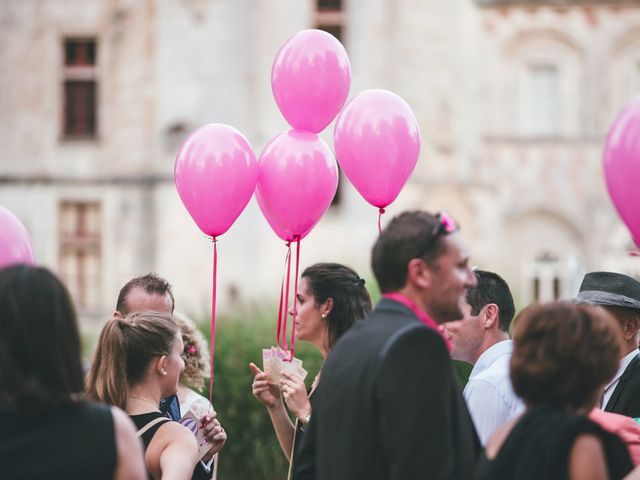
[415,211,458,259]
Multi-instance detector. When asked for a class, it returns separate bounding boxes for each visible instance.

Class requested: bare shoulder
[485,416,520,460]
[569,433,607,480]
[111,405,136,432]
[110,406,146,480]
[156,420,199,446]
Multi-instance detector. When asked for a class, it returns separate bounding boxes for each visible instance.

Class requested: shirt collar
[604,350,639,392]
[469,340,513,379]
[382,293,452,351]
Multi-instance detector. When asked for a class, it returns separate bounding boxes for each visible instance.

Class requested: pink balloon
[334,89,421,209]
[272,29,351,134]
[604,97,640,246]
[0,206,35,268]
[257,130,338,242]
[175,124,258,238]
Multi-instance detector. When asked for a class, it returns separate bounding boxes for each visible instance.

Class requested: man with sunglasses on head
[294,211,480,480]
[442,269,524,446]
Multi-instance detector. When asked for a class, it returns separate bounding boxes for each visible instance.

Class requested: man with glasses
[442,270,524,446]
[294,211,480,480]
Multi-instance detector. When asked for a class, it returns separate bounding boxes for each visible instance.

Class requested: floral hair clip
[185,344,198,356]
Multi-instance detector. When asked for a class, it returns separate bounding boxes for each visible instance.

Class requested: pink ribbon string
[208,238,218,410]
[282,242,293,351]
[378,208,386,234]
[289,238,301,361]
[276,243,292,348]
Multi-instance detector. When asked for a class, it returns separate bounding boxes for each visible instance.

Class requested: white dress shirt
[463,340,525,446]
[602,350,639,409]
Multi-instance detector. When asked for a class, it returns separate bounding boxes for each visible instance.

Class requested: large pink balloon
[256,130,338,242]
[0,206,35,268]
[272,29,351,134]
[175,124,258,238]
[334,89,421,209]
[604,97,640,246]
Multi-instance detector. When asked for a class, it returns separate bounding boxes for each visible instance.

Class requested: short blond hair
[174,312,210,391]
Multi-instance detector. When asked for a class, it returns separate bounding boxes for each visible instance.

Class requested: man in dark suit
[293,211,481,480]
[577,271,640,418]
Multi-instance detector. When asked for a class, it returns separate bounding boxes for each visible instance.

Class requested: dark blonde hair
[86,311,179,409]
[175,313,210,391]
[511,302,623,411]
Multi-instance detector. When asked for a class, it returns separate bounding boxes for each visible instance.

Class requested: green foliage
[198,308,323,480]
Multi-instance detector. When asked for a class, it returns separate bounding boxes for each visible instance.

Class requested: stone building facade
[1,0,639,325]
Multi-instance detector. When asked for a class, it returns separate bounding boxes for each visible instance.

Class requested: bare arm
[250,362,296,460]
[267,400,296,461]
[111,407,146,480]
[569,433,609,480]
[148,422,199,480]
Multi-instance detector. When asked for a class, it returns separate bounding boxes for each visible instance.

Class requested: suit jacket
[605,353,640,419]
[293,298,480,480]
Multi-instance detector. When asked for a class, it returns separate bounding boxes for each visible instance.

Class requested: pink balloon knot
[379,208,386,214]
[629,249,640,257]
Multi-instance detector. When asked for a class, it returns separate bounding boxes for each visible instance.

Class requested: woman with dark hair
[0,264,145,479]
[249,262,372,477]
[86,311,199,480]
[478,302,633,480]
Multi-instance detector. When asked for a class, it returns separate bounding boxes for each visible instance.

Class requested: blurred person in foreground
[443,269,524,445]
[477,302,633,480]
[0,264,145,479]
[294,211,480,480]
[250,263,372,479]
[86,311,199,479]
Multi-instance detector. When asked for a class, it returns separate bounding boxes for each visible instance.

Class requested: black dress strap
[130,412,171,451]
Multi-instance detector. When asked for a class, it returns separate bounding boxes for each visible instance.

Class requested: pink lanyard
[382,293,452,352]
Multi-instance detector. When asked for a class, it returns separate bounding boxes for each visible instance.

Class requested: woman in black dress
[0,265,145,479]
[478,302,633,480]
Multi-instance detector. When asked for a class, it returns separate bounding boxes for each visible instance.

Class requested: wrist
[298,408,312,425]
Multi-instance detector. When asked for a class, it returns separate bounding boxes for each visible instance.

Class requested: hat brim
[576,290,640,311]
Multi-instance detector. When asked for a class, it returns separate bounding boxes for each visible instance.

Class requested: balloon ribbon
[277,242,292,349]
[208,238,218,410]
[378,208,386,234]
[289,239,301,361]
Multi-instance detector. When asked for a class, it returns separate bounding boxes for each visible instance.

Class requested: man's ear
[407,258,431,289]
[483,304,500,329]
[623,317,640,340]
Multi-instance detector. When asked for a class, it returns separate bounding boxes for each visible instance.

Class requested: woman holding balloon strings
[249,263,372,475]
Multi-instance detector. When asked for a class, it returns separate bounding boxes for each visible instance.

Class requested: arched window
[502,31,584,139]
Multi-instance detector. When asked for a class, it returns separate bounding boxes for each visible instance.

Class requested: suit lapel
[605,352,640,412]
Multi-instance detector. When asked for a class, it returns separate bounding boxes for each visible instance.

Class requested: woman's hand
[280,371,311,421]
[249,363,281,408]
[201,412,227,455]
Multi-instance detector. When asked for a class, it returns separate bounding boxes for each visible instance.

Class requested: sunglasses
[415,211,458,259]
